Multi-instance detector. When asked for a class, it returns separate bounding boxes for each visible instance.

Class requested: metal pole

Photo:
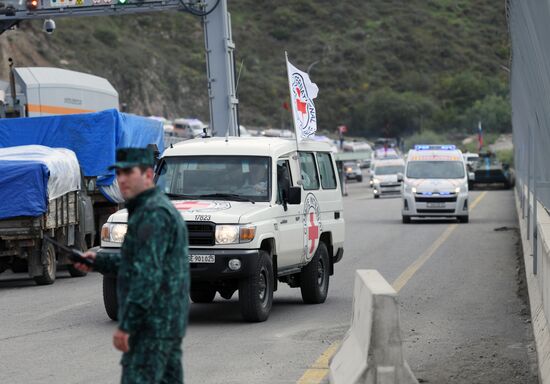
[533,116,539,274]
[527,125,531,240]
[203,0,239,137]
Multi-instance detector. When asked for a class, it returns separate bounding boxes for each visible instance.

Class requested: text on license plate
[427,202,445,208]
[190,255,215,263]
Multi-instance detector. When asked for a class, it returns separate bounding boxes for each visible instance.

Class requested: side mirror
[468,172,475,181]
[397,173,404,182]
[287,186,302,205]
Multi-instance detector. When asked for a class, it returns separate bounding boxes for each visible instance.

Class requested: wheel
[190,289,216,303]
[68,235,87,277]
[33,242,56,285]
[300,242,330,304]
[238,251,273,322]
[357,176,363,183]
[458,215,469,223]
[402,216,411,224]
[103,275,118,321]
[374,194,380,199]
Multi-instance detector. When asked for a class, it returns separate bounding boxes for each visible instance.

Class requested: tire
[190,289,216,303]
[374,194,380,199]
[238,251,273,322]
[103,275,118,321]
[300,242,330,304]
[68,235,87,277]
[357,176,363,183]
[33,242,56,285]
[402,216,411,224]
[458,215,469,223]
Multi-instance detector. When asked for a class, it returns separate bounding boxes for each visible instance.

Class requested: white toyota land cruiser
[99,137,345,322]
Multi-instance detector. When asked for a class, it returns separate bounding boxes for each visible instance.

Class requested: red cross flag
[286,54,319,142]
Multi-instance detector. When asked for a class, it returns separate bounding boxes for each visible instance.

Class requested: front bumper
[189,248,260,281]
[96,247,260,281]
[373,183,402,196]
[402,192,469,217]
[345,172,362,179]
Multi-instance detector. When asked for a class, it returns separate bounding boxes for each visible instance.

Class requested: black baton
[43,236,94,267]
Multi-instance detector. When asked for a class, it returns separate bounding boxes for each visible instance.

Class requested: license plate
[190,255,215,263]
[427,202,445,208]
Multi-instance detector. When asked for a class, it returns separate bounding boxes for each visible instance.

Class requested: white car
[372,159,405,199]
[100,137,345,322]
[401,145,469,223]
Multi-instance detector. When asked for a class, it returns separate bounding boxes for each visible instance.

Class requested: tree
[465,94,511,133]
[351,87,435,137]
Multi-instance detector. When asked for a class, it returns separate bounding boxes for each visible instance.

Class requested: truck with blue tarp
[0,109,164,284]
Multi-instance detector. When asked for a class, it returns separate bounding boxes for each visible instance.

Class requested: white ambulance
[100,137,345,322]
[400,145,470,223]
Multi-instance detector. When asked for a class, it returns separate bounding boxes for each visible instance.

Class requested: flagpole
[285,51,303,187]
[286,51,300,152]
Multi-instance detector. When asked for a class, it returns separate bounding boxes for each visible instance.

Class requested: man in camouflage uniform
[75,147,190,384]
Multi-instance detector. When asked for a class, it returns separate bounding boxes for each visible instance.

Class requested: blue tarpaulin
[0,109,164,181]
[0,160,49,219]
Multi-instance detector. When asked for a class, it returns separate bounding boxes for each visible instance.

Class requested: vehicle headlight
[455,187,461,194]
[405,185,416,193]
[215,225,256,244]
[215,225,239,244]
[373,178,380,184]
[101,223,128,243]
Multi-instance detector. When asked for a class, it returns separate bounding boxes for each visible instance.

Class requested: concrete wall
[515,189,550,381]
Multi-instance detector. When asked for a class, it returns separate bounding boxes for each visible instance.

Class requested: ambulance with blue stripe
[401,145,470,223]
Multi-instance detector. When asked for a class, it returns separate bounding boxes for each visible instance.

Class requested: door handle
[280,219,288,224]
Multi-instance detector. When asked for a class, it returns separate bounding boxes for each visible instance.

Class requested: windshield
[406,161,465,179]
[374,165,404,175]
[156,156,271,202]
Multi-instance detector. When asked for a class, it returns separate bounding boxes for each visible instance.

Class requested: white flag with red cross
[286,56,319,142]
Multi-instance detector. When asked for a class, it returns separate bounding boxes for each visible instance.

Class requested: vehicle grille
[417,209,456,214]
[186,222,215,246]
[415,196,457,203]
[380,183,401,188]
[474,170,507,183]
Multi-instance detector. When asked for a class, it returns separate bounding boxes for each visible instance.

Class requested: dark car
[471,153,515,189]
[344,161,363,182]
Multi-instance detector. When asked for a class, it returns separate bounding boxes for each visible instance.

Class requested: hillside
[0,0,510,138]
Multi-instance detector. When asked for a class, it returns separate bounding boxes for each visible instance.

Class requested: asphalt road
[0,180,537,384]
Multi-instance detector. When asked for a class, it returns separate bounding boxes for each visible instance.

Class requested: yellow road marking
[295,191,488,383]
[296,342,341,384]
[391,223,457,292]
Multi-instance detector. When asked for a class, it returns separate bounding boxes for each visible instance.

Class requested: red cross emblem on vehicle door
[308,212,319,254]
[173,201,211,211]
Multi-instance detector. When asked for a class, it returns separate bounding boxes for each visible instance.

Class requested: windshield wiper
[198,193,256,204]
[165,193,199,200]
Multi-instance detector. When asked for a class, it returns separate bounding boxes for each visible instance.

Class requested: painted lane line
[294,191,487,384]
[394,191,486,293]
[392,223,457,292]
[296,342,341,384]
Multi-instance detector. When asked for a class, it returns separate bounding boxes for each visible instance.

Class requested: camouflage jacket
[95,187,190,338]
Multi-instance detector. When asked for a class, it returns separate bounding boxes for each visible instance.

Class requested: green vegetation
[2,0,509,138]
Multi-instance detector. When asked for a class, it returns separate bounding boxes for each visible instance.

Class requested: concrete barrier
[515,191,550,382]
[329,270,418,384]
